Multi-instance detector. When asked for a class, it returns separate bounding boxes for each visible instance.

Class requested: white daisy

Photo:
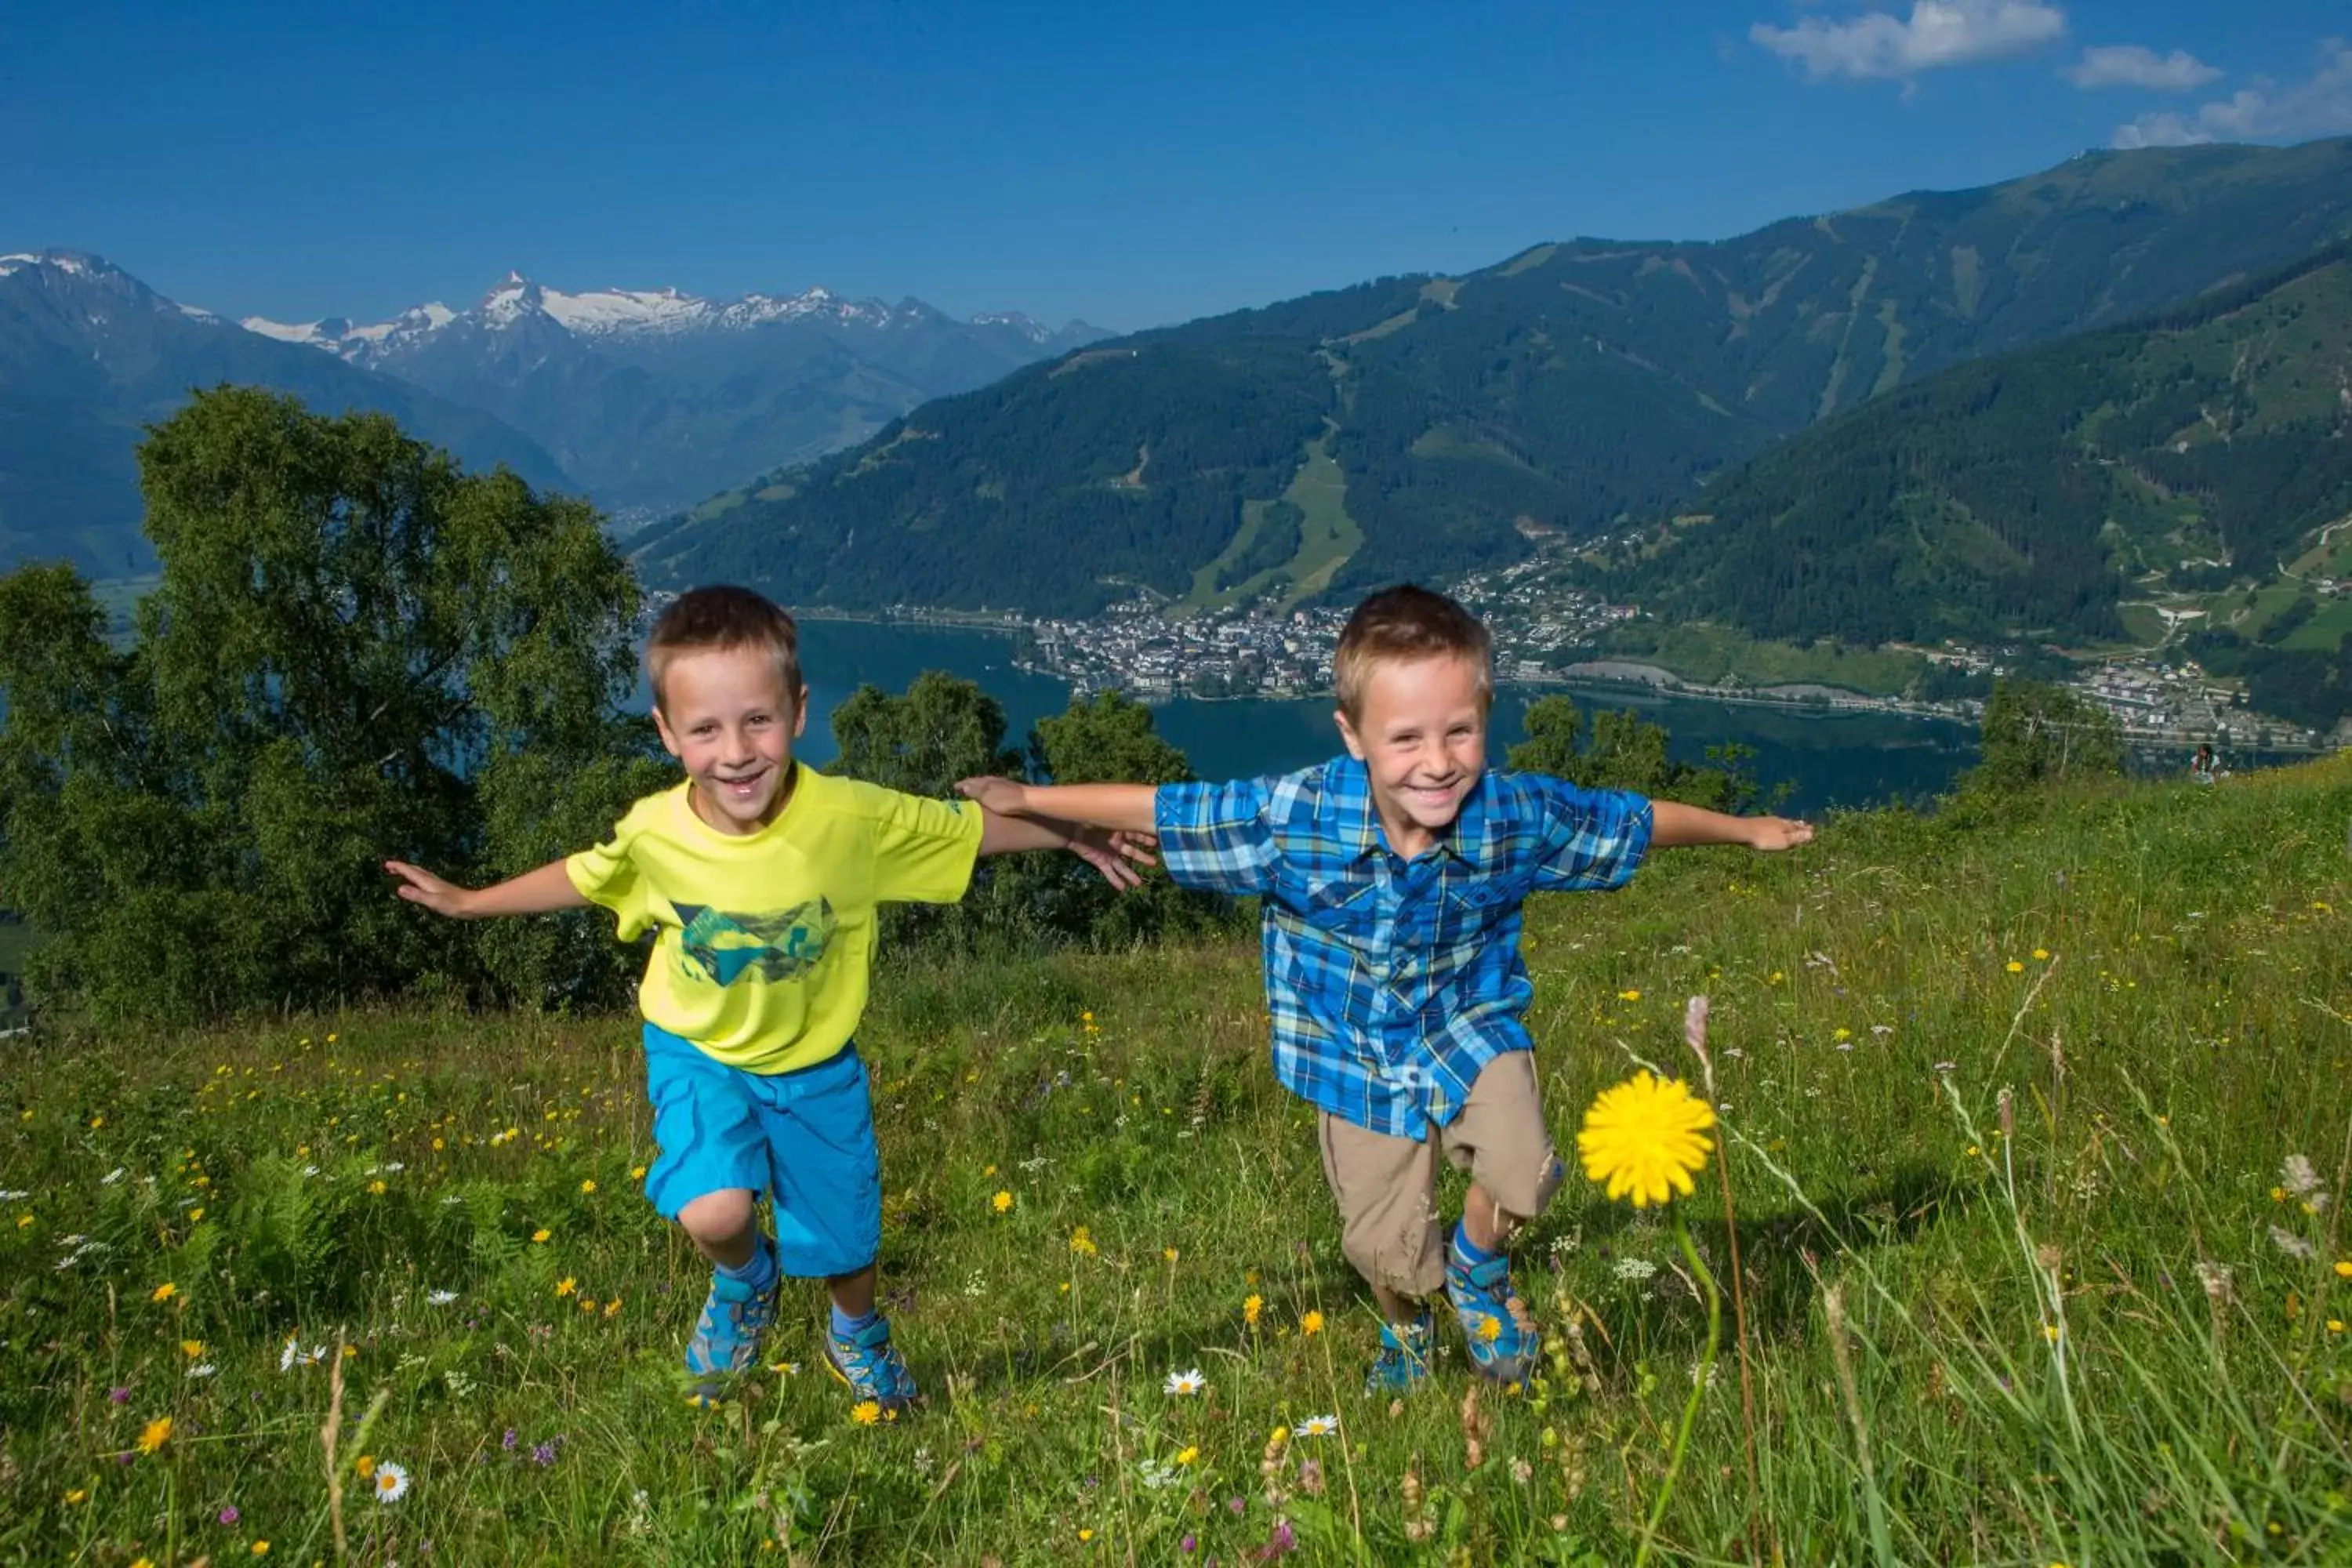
[1291,1414,1339,1438]
[1163,1367,1206,1398]
[187,1363,216,1379]
[372,1461,410,1503]
[279,1334,301,1372]
[426,1290,459,1305]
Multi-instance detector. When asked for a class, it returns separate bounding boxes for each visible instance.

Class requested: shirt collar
[1329,755,1492,869]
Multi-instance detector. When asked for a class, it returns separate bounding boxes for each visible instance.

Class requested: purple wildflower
[110,1386,131,1405]
[1227,1496,1246,1515]
[220,1506,241,1526]
[532,1440,557,1466]
[502,1427,518,1451]
[1181,1534,1197,1554]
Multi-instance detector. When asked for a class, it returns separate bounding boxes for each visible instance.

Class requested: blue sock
[719,1242,778,1294]
[1450,1219,1498,1271]
[830,1302,880,1338]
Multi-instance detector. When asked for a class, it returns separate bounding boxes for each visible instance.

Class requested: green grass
[1178,428,1363,615]
[1599,621,1931,697]
[4,759,2350,1563]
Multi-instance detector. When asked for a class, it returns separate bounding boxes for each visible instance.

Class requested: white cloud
[2067,44,2221,92]
[2114,38,2352,147]
[1751,1,2067,82]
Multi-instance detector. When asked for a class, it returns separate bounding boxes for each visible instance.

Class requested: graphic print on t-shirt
[671,898,836,986]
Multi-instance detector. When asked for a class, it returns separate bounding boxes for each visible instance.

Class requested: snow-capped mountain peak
[2,249,221,321]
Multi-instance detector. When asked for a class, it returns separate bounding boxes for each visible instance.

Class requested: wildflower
[1577,1071,1715,1207]
[2032,949,2050,961]
[1163,1367,1207,1397]
[1176,1445,1200,1465]
[2005,960,2024,974]
[252,1543,270,1556]
[1293,1414,1338,1437]
[2328,1319,2345,1334]
[556,1277,577,1298]
[188,1208,204,1223]
[2195,1261,2232,1300]
[1243,1293,1263,1327]
[64,1488,87,1504]
[368,1180,387,1196]
[220,1506,241,1525]
[604,1297,622,1318]
[182,1339,205,1358]
[187,1363,216,1380]
[137,1416,173,1454]
[356,1455,376,1478]
[1163,1247,1180,1264]
[2336,1261,2352,1279]
[851,1400,882,1425]
[580,1178,597,1195]
[991,1190,1014,1214]
[1510,1456,1534,1483]
[532,1229,551,1244]
[151,1281,179,1303]
[428,1290,459,1305]
[2281,1156,2324,1203]
[373,1461,410,1502]
[769,1360,801,1377]
[1078,1528,1095,1543]
[1069,1226,1098,1258]
[531,1440,557,1466]
[2269,1225,2315,1261]
[1618,989,1642,1002]
[1299,1308,1326,1336]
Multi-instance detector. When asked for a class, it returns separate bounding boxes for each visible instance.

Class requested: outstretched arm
[383,858,590,919]
[959,777,1160,835]
[1649,801,1813,852]
[974,805,1157,890]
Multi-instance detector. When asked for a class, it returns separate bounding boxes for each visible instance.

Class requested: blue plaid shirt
[1154,757,1653,1140]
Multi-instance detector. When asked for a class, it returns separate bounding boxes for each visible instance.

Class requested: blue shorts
[641,1023,881,1279]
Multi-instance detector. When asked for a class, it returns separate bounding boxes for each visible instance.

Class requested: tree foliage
[1504,695,1761,811]
[826,678,1236,949]
[1964,678,2124,795]
[0,388,662,1023]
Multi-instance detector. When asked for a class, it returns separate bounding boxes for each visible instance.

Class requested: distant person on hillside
[958,585,1810,1394]
[2190,743,2217,784]
[384,586,1147,1414]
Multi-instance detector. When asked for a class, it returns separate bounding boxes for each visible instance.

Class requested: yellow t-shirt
[566,766,984,1073]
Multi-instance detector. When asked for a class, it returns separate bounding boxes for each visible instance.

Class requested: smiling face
[651,644,808,833]
[1333,652,1489,859]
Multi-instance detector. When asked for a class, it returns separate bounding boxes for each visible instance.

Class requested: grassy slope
[2,758,2348,1563]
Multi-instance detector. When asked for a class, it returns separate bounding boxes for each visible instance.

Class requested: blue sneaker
[1446,1251,1538,1385]
[683,1265,780,1403]
[825,1314,920,1413]
[1365,1312,1434,1395]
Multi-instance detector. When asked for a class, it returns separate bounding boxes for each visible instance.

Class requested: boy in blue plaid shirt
[961,586,1809,1392]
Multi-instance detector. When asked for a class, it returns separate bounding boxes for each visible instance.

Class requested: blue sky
[9,1,2349,330]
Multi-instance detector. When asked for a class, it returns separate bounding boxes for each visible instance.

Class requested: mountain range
[0,256,1102,575]
[244,275,1105,514]
[638,136,2352,625]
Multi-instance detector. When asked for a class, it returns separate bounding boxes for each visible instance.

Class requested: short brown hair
[1332,584,1493,720]
[645,586,802,713]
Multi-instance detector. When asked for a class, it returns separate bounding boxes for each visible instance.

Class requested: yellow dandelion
[1079,1528,1095,1543]
[1577,1071,1716,1208]
[180,1339,204,1358]
[368,1179,387,1196]
[555,1277,576,1298]
[1618,989,1642,1001]
[1243,1293,1263,1327]
[2033,949,2050,961]
[2005,960,2024,974]
[136,1416,173,1454]
[1301,1309,1324,1336]
[630,1165,647,1179]
[151,1282,178,1303]
[2335,1260,2351,1279]
[851,1399,881,1425]
[532,1228,551,1243]
[604,1298,622,1318]
[252,1542,270,1557]
[1163,1247,1179,1264]
[64,1488,88,1504]
[188,1207,204,1223]
[1176,1445,1200,1465]
[580,1178,597,1195]
[355,1454,376,1479]
[1069,1226,1098,1258]
[991,1190,1014,1214]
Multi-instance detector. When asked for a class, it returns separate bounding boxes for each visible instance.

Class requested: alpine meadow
[9,11,2352,1563]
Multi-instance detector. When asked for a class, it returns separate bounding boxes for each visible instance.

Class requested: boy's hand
[1066,826,1160,890]
[956,775,1031,816]
[1744,817,1813,852]
[383,860,477,918]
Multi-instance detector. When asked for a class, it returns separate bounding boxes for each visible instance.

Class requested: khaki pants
[1316,1051,1565,1299]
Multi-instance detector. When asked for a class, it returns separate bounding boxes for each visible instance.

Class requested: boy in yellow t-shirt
[384,586,1145,1410]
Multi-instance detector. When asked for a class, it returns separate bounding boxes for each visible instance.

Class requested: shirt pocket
[1435,877,1512,950]
[1298,869,1380,938]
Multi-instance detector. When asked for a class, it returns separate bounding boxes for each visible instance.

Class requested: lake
[757,619,1982,816]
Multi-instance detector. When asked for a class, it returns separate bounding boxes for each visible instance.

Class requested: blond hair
[1331,585,1494,720]
[644,586,802,713]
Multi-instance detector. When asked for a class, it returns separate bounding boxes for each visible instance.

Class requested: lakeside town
[821,563,2345,758]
